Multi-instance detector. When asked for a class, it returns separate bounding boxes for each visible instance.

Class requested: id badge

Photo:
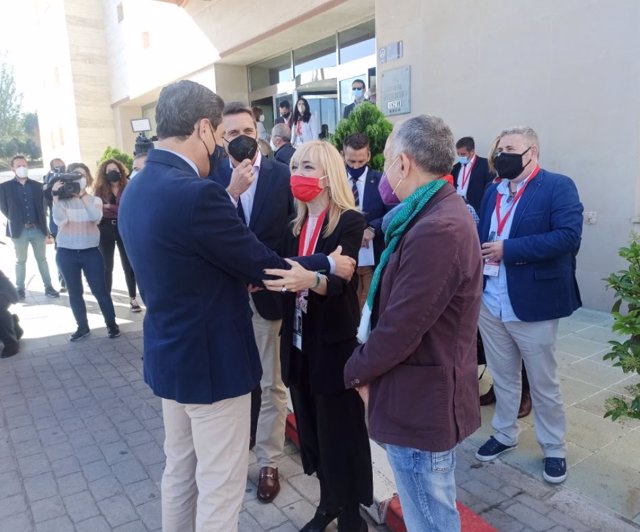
[483,260,500,277]
[293,290,308,350]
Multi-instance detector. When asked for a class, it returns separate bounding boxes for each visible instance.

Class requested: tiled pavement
[1,243,640,531]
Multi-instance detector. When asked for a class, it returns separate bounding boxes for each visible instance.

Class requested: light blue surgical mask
[352,88,364,98]
[457,156,469,165]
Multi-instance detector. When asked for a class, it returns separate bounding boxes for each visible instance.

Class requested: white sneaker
[130,298,142,313]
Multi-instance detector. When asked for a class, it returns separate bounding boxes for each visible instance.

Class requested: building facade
[30,0,640,311]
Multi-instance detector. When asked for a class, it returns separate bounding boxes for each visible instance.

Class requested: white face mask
[15,167,28,179]
[259,115,265,123]
[78,178,87,190]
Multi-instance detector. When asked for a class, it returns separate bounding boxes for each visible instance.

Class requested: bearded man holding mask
[209,101,295,504]
[474,127,583,485]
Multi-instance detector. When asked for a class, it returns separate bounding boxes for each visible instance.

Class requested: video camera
[44,169,84,200]
[131,118,156,157]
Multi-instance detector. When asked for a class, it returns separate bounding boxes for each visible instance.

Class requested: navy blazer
[452,156,494,213]
[210,157,294,321]
[0,178,48,238]
[478,168,583,322]
[118,149,329,404]
[274,143,295,167]
[359,168,388,263]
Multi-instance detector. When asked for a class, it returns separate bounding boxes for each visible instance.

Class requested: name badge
[293,290,309,350]
[483,260,500,277]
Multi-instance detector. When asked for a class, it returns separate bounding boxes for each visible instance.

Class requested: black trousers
[98,220,136,298]
[289,348,373,510]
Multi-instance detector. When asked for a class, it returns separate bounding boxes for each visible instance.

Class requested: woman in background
[94,159,141,312]
[52,165,120,341]
[264,141,372,532]
[291,97,320,147]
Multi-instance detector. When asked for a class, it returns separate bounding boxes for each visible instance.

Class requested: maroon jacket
[344,185,482,452]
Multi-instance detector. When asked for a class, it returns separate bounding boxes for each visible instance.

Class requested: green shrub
[99,146,132,172]
[603,234,640,421]
[332,102,393,171]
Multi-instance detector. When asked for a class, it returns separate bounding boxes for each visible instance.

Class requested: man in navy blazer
[451,136,494,214]
[210,102,293,504]
[342,133,388,308]
[118,81,355,532]
[474,127,583,486]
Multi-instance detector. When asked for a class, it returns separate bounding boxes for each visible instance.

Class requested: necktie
[351,176,360,207]
[237,199,246,224]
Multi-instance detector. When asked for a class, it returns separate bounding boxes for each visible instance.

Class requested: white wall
[375,0,640,311]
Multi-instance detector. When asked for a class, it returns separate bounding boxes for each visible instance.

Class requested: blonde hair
[487,136,500,174]
[290,140,357,238]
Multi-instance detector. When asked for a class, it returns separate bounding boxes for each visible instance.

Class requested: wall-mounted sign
[381,66,411,116]
[378,41,403,65]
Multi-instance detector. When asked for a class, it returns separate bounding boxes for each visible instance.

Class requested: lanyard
[298,209,328,256]
[495,166,540,237]
[460,157,476,190]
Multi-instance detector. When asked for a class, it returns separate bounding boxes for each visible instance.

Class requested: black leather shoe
[300,508,339,532]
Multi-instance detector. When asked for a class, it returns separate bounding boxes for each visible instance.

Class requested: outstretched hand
[264,259,315,293]
[330,245,356,281]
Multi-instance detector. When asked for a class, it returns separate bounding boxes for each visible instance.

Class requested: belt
[24,223,38,228]
[101,219,117,225]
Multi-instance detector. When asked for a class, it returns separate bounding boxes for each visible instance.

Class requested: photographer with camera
[94,159,141,313]
[51,165,120,341]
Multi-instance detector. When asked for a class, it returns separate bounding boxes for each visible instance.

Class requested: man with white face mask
[343,78,367,119]
[0,155,59,299]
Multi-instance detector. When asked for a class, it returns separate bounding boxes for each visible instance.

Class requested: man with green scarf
[344,115,482,532]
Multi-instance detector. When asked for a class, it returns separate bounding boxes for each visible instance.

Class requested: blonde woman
[264,141,372,532]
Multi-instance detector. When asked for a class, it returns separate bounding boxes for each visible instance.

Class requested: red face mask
[290,174,326,202]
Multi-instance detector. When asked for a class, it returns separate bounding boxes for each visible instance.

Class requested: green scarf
[357,178,446,342]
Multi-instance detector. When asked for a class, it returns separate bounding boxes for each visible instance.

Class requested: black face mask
[346,164,367,179]
[226,135,258,162]
[106,170,121,183]
[493,147,531,181]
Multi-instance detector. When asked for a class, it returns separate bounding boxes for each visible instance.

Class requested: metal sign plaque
[381,66,411,116]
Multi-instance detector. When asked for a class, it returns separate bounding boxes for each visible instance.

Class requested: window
[249,52,292,91]
[338,20,375,64]
[293,35,336,77]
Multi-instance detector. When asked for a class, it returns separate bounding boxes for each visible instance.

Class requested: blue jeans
[12,227,53,291]
[386,444,460,532]
[56,247,116,330]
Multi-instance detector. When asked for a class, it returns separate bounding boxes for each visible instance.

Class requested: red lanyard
[495,166,540,237]
[460,157,476,190]
[298,209,328,256]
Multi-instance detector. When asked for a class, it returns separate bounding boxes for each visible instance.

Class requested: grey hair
[271,123,291,142]
[391,115,455,176]
[498,126,539,150]
[155,80,224,140]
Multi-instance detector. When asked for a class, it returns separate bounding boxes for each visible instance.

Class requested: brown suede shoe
[479,385,496,406]
[518,390,532,418]
[257,466,280,503]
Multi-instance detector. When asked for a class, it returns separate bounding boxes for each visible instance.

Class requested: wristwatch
[366,226,376,236]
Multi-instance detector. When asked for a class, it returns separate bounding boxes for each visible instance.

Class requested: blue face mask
[457,156,469,165]
[352,88,364,99]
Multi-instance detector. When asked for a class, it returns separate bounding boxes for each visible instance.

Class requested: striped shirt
[52,195,103,249]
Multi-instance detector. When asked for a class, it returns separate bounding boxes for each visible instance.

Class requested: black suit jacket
[280,209,365,394]
[274,143,295,167]
[451,156,494,213]
[0,178,48,238]
[210,157,295,321]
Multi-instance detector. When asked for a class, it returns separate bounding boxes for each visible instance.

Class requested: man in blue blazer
[474,127,583,486]
[118,80,355,532]
[210,102,293,504]
[342,133,388,308]
[451,136,494,214]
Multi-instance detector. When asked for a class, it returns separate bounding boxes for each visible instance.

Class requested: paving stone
[35,515,75,532]
[89,474,124,501]
[24,472,59,502]
[505,502,556,531]
[98,494,139,527]
[64,490,100,523]
[243,497,289,529]
[136,497,162,529]
[130,440,165,466]
[461,478,511,506]
[57,471,88,496]
[0,469,23,498]
[75,444,104,465]
[75,515,112,532]
[31,495,67,522]
[82,459,112,482]
[112,458,149,485]
[112,520,149,531]
[2,512,33,531]
[0,492,28,518]
[123,478,160,507]
[51,455,81,478]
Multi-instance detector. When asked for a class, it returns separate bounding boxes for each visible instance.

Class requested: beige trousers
[161,394,250,532]
[250,298,288,468]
